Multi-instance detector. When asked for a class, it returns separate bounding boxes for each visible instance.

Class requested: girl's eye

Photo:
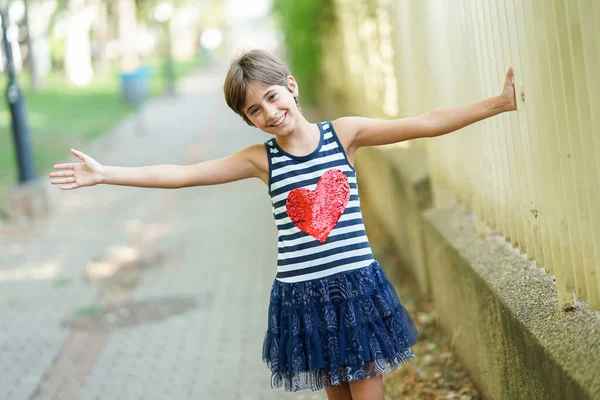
[250,108,260,116]
[269,93,277,101]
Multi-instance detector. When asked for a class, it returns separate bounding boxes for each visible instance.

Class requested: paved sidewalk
[0,70,325,400]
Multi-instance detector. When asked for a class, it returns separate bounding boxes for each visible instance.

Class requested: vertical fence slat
[506,0,543,261]
[460,0,488,230]
[460,0,485,226]
[471,0,498,232]
[460,0,479,214]
[550,0,588,300]
[563,0,599,308]
[489,0,524,252]
[512,0,552,270]
[459,0,483,229]
[476,0,504,235]
[488,0,518,249]
[494,0,530,256]
[528,0,573,307]
[577,0,600,310]
[539,0,577,306]
[480,0,505,240]
[507,0,545,263]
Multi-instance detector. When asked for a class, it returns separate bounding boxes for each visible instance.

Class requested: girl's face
[243,76,300,136]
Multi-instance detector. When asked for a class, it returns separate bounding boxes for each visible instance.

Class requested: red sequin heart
[286,169,350,243]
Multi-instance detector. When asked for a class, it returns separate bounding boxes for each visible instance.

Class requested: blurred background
[0,0,282,215]
[1,0,599,399]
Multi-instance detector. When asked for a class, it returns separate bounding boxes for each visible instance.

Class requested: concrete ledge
[356,145,600,399]
[424,206,600,400]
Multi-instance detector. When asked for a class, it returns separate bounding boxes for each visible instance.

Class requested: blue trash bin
[120,66,151,106]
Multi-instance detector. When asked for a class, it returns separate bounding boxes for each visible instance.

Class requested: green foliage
[0,56,203,215]
[272,0,336,106]
[49,35,65,68]
[135,0,191,23]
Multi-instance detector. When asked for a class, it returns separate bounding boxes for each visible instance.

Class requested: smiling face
[223,49,303,130]
[243,76,300,136]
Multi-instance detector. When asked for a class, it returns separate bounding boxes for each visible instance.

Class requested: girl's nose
[264,105,278,120]
[264,103,277,116]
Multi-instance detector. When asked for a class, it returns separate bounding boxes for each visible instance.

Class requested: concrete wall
[355,146,600,400]
[355,145,432,299]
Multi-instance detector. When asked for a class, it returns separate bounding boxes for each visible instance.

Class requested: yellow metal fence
[320,0,600,310]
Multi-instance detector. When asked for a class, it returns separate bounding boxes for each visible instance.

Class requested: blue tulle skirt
[262,260,419,392]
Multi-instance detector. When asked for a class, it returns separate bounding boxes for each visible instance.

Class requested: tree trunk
[91,1,110,75]
[64,0,97,86]
[116,0,139,73]
[24,0,41,91]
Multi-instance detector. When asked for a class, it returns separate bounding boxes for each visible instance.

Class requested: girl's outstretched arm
[335,66,517,152]
[49,145,268,190]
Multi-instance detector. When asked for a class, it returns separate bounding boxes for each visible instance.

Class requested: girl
[49,49,517,400]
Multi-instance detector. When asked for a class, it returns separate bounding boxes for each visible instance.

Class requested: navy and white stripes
[266,121,375,283]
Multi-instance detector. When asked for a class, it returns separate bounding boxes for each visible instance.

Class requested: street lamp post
[1,3,36,183]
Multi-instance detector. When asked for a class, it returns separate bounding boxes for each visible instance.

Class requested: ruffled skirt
[262,260,419,392]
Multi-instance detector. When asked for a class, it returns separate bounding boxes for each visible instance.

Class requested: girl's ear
[287,75,299,97]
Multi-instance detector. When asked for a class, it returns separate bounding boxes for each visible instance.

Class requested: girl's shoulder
[331,117,361,153]
[331,117,361,137]
[244,143,269,165]
[239,143,269,185]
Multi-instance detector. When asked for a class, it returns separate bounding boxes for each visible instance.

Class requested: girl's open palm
[502,66,517,112]
[49,149,104,190]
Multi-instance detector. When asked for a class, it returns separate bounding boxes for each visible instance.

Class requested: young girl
[49,49,517,400]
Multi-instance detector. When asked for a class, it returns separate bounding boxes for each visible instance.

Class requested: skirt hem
[268,348,416,392]
[263,260,419,393]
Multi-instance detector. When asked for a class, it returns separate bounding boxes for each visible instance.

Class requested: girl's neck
[275,115,319,155]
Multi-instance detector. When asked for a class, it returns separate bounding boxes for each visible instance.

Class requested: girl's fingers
[51,177,75,184]
[71,148,89,162]
[53,163,76,170]
[505,66,513,84]
[52,150,87,172]
[71,148,83,159]
[49,149,87,190]
[49,171,73,178]
[501,66,517,111]
[60,183,79,190]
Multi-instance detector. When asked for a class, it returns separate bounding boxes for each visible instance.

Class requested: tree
[115,0,138,73]
[23,0,41,90]
[63,0,99,86]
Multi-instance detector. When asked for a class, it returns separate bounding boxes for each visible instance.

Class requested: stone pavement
[0,69,325,400]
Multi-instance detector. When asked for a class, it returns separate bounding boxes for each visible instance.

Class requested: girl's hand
[501,66,517,112]
[49,148,104,190]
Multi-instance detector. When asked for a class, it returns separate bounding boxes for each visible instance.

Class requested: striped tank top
[265,121,375,283]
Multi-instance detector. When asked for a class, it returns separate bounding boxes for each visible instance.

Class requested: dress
[262,121,419,392]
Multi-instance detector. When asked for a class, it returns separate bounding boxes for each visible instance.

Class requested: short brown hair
[223,49,299,126]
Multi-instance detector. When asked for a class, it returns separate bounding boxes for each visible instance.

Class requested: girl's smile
[269,112,287,127]
[243,79,321,156]
[243,77,302,137]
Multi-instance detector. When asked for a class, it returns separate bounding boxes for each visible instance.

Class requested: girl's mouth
[270,112,286,127]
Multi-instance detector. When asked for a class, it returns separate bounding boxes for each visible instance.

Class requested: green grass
[0,56,203,215]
